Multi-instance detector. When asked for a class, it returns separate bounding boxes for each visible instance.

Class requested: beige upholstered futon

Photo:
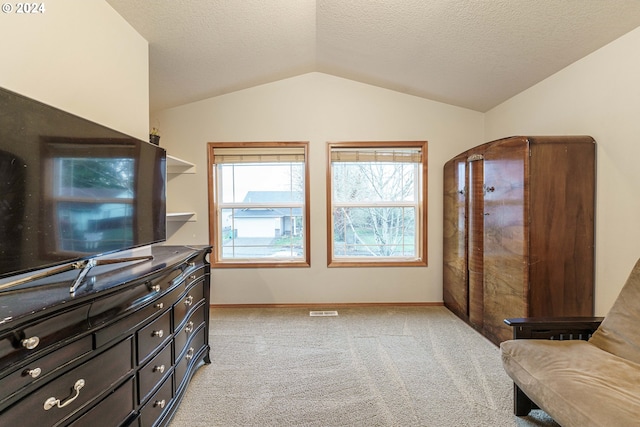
[501,258,640,427]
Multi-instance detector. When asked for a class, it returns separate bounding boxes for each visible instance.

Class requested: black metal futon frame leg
[514,385,536,416]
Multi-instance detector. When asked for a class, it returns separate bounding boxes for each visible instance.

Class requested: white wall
[0,0,148,139]
[485,27,640,315]
[155,72,484,305]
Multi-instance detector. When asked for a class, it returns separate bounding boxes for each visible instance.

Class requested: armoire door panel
[467,157,485,327]
[528,137,595,316]
[443,156,468,320]
[482,138,529,343]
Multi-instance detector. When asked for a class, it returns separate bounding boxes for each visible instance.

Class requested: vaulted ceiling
[107,0,640,113]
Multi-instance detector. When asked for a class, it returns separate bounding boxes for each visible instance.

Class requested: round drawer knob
[153,364,165,374]
[154,399,166,409]
[184,296,194,307]
[186,347,195,361]
[155,302,164,310]
[152,330,164,338]
[24,367,42,378]
[21,336,40,350]
[150,284,161,293]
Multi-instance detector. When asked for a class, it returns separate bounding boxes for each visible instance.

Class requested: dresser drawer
[173,303,205,363]
[137,310,171,365]
[138,374,173,427]
[91,280,182,349]
[1,337,133,427]
[173,280,205,330]
[183,267,205,289]
[174,325,206,390]
[138,342,172,405]
[89,281,159,328]
[0,305,90,370]
[68,376,134,427]
[0,335,93,404]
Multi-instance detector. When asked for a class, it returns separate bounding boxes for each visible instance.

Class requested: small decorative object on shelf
[149,127,161,145]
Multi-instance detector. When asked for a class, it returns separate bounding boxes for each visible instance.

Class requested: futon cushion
[501,339,640,427]
[589,258,640,364]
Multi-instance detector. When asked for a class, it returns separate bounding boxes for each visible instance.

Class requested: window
[327,141,427,267]
[208,142,310,267]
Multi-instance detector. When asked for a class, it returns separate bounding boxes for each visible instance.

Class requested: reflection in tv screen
[54,157,136,253]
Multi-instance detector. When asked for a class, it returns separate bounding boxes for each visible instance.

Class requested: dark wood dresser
[443,136,595,345]
[0,245,211,426]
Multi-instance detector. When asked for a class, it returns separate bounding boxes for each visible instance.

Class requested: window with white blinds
[327,141,428,267]
[208,142,310,267]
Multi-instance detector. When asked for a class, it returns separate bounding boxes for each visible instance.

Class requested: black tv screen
[0,87,166,280]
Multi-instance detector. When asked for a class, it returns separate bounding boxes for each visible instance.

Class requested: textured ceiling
[107,0,640,113]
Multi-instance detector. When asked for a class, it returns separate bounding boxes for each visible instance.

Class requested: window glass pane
[220,206,305,260]
[332,207,416,257]
[220,163,304,204]
[332,162,416,203]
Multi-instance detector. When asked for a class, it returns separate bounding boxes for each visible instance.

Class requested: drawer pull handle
[184,296,194,307]
[152,330,164,338]
[150,284,161,293]
[43,379,85,410]
[154,399,166,409]
[24,367,42,378]
[22,336,40,350]
[155,302,164,310]
[185,321,194,334]
[186,347,195,361]
[153,364,165,374]
[189,274,197,280]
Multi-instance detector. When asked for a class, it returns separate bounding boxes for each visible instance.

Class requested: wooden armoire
[443,136,595,345]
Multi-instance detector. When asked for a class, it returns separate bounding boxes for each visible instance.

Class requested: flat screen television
[0,87,166,284]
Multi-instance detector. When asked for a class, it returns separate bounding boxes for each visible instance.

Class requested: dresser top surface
[0,245,210,329]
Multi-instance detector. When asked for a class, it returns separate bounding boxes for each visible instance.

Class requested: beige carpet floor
[169,306,559,427]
